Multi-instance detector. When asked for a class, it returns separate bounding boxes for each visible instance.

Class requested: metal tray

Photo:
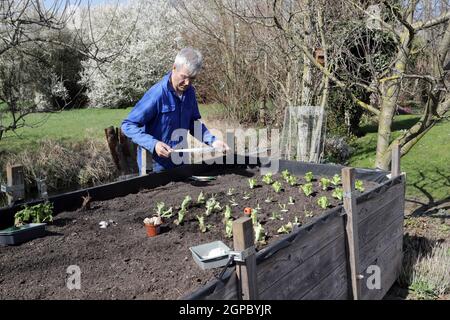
[189,241,231,270]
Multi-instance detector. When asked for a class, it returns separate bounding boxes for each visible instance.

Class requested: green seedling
[223,205,232,221]
[355,180,365,192]
[272,181,282,193]
[205,197,222,216]
[301,183,313,197]
[155,202,173,218]
[288,196,295,205]
[254,223,266,244]
[251,208,259,225]
[225,219,233,238]
[320,178,331,190]
[248,178,258,189]
[174,208,187,225]
[181,195,192,211]
[293,217,301,227]
[226,188,235,196]
[14,202,53,226]
[242,191,251,200]
[331,174,341,186]
[304,210,314,218]
[264,197,273,203]
[270,211,283,221]
[196,215,207,233]
[332,187,344,201]
[304,171,314,182]
[197,191,206,204]
[262,173,274,185]
[317,196,330,209]
[281,169,291,181]
[229,197,239,207]
[278,203,289,213]
[287,175,298,186]
[277,222,293,234]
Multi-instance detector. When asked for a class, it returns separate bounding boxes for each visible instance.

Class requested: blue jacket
[121,72,216,172]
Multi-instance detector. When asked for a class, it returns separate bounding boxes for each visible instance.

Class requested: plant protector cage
[280,106,327,163]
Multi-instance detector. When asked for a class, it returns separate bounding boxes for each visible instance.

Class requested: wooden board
[257,212,345,293]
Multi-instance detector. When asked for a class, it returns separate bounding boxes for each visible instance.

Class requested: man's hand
[155,141,173,158]
[212,140,230,152]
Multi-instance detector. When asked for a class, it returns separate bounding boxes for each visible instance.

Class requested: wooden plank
[357,182,405,222]
[358,194,404,247]
[360,216,404,267]
[300,262,349,300]
[259,233,347,299]
[342,167,362,300]
[360,235,403,300]
[6,164,25,205]
[391,142,401,177]
[233,217,258,300]
[257,211,345,292]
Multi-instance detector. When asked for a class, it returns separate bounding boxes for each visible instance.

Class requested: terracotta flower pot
[145,223,161,237]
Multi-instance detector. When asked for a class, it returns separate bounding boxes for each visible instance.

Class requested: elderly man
[121,47,229,172]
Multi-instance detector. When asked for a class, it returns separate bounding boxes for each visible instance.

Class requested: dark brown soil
[0,167,379,299]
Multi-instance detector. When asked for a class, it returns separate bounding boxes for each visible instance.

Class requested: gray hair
[174,47,203,76]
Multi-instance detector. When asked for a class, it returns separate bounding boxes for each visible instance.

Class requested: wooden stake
[233,217,258,300]
[6,164,25,205]
[342,167,362,300]
[141,148,147,176]
[391,142,401,178]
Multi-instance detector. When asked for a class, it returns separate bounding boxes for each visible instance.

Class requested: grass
[349,115,450,202]
[0,104,220,155]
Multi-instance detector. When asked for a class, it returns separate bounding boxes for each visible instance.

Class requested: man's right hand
[155,141,173,158]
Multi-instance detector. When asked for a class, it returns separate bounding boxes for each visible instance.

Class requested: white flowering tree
[78,0,178,108]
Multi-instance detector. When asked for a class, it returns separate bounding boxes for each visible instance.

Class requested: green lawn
[0,104,220,154]
[349,115,450,202]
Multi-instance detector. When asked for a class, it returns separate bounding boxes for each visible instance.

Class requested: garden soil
[0,167,379,299]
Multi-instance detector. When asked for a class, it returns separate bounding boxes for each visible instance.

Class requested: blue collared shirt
[121,72,216,172]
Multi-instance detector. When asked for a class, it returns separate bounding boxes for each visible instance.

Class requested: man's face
[171,65,196,93]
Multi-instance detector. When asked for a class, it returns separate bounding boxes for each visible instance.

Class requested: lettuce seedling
[278,203,289,213]
[196,215,207,233]
[320,178,331,190]
[223,205,232,221]
[254,223,266,244]
[197,191,206,204]
[331,174,341,186]
[332,187,344,201]
[288,196,295,205]
[205,197,222,216]
[317,196,330,209]
[225,219,233,238]
[174,208,187,225]
[277,222,293,234]
[181,195,192,211]
[287,175,298,186]
[281,169,291,181]
[269,211,282,221]
[272,181,282,193]
[304,210,314,218]
[262,173,274,185]
[226,188,235,196]
[248,178,258,189]
[251,208,258,225]
[301,183,313,197]
[242,191,251,200]
[155,202,173,218]
[293,217,301,227]
[355,180,365,192]
[264,197,273,203]
[229,197,238,207]
[304,171,314,183]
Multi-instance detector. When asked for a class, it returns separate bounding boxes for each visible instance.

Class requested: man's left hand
[212,140,230,153]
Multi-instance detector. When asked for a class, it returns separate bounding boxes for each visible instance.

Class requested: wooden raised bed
[0,152,405,300]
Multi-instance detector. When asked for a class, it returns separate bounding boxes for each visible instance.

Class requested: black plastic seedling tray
[0,223,46,245]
